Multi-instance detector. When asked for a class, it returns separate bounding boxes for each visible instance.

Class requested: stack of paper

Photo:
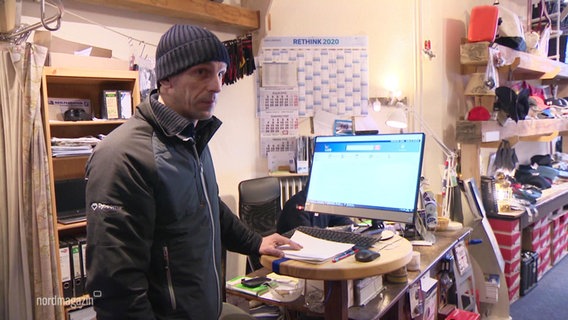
[51,136,101,157]
[281,231,355,264]
[51,146,93,157]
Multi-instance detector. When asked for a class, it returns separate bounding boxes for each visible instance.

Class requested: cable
[45,1,157,48]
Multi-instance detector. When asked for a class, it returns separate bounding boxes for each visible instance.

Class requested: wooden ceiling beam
[74,0,260,32]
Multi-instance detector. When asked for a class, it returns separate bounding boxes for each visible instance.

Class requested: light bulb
[372,98,381,111]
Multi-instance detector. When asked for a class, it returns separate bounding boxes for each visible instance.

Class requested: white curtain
[0,42,61,320]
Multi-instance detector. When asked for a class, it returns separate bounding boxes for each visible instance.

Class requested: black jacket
[85,91,262,319]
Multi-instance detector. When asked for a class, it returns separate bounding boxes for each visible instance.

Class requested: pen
[332,248,359,263]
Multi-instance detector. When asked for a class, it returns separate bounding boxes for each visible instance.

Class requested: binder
[118,90,133,119]
[75,235,88,296]
[59,239,73,298]
[70,239,84,297]
[102,90,121,120]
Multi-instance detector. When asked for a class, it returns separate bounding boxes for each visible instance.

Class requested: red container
[468,6,499,43]
[489,218,520,233]
[493,230,521,247]
[446,308,481,320]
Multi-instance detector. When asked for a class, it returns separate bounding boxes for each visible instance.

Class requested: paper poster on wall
[261,62,298,87]
[259,87,299,116]
[260,36,369,117]
[260,114,299,137]
[261,137,297,157]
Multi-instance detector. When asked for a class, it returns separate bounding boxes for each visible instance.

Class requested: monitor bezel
[304,132,426,225]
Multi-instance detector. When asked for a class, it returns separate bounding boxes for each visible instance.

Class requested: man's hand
[259,233,302,258]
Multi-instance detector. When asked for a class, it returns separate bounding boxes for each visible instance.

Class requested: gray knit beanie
[155,25,230,82]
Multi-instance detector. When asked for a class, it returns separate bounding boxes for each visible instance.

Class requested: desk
[228,228,472,320]
[349,228,472,320]
[260,234,413,319]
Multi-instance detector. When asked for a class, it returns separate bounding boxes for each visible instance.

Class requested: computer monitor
[304,133,425,225]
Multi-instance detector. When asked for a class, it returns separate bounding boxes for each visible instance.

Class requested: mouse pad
[379,230,395,241]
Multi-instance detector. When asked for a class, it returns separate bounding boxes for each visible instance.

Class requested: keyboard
[284,226,379,248]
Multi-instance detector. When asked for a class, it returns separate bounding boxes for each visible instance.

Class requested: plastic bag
[495,5,526,51]
[493,139,518,173]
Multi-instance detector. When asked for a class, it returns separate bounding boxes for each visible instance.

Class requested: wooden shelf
[43,67,140,81]
[58,221,87,232]
[74,0,260,32]
[461,42,568,80]
[456,119,568,144]
[49,120,126,126]
[523,183,568,229]
[52,156,90,180]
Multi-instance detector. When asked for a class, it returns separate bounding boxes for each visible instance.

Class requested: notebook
[55,178,87,224]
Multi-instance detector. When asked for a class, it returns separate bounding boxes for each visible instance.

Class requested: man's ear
[159,77,172,89]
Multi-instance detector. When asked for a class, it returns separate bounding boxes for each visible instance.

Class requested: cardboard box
[34,31,112,57]
[505,271,520,289]
[47,98,91,121]
[354,276,383,306]
[508,283,520,304]
[420,276,438,320]
[498,244,521,261]
[493,230,521,247]
[504,257,521,274]
[488,218,519,233]
[33,31,129,70]
[48,52,129,70]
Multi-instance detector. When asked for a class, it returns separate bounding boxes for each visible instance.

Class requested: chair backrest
[238,176,282,236]
[238,176,282,272]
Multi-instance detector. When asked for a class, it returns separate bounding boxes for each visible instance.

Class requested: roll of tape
[407,251,421,271]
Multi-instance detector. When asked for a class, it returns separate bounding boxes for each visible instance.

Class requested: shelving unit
[458,41,568,183]
[40,67,140,317]
[458,41,568,310]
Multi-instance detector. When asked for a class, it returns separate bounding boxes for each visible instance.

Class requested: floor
[509,253,568,320]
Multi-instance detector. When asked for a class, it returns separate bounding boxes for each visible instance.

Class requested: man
[277,188,353,234]
[85,25,301,320]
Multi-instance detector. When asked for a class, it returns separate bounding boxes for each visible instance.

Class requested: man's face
[159,61,227,121]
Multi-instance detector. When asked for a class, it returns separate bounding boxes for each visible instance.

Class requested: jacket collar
[139,90,222,152]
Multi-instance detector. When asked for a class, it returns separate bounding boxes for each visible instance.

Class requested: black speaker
[520,250,539,296]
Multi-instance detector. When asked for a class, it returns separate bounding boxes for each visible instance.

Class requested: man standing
[85,25,300,319]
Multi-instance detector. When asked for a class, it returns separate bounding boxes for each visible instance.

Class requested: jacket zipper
[162,245,177,310]
[189,140,222,317]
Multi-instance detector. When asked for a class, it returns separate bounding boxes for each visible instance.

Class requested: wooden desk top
[260,235,413,280]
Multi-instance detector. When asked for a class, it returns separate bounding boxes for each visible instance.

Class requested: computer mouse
[355,249,380,262]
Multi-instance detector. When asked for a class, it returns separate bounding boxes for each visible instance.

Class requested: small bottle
[420,177,438,230]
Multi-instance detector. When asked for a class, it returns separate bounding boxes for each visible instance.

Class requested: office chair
[238,176,282,273]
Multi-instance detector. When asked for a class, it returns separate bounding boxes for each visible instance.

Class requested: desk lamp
[386,102,458,219]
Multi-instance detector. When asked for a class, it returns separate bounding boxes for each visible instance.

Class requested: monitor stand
[403,211,436,243]
[362,219,384,236]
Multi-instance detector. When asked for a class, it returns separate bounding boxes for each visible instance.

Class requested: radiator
[279,176,307,208]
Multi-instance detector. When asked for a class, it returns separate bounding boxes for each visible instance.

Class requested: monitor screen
[304,133,425,224]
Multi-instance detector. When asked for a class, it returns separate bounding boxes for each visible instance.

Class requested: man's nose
[208,75,223,92]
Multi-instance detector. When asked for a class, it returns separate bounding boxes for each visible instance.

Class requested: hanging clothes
[222,33,256,85]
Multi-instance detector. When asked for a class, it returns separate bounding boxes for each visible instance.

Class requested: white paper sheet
[281,231,354,264]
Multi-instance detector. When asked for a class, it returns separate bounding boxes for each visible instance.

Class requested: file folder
[70,240,84,297]
[76,235,88,296]
[59,239,73,298]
